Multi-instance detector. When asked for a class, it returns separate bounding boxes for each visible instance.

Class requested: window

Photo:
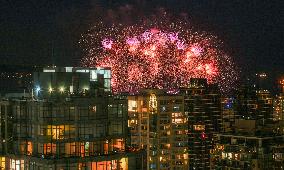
[193,125,205,131]
[109,122,123,135]
[112,139,125,151]
[128,100,137,111]
[65,142,76,156]
[160,106,167,112]
[160,100,168,105]
[79,107,89,120]
[91,106,96,113]
[94,124,105,137]
[10,159,24,170]
[108,104,117,118]
[20,141,33,155]
[47,125,65,139]
[79,124,92,139]
[118,104,123,118]
[173,105,181,111]
[42,143,56,155]
[69,106,75,120]
[0,157,5,169]
[172,113,184,124]
[39,106,51,118]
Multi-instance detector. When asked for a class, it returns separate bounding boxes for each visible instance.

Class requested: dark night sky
[1,0,283,78]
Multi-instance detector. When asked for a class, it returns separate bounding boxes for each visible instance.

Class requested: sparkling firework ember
[80,22,238,94]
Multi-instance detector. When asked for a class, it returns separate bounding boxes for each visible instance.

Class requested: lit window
[193,125,205,131]
[91,106,96,113]
[128,100,137,111]
[149,94,157,111]
[173,106,180,111]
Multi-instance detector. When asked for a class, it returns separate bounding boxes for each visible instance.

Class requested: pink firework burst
[80,22,238,94]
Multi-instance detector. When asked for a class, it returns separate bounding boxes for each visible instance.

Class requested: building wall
[128,90,188,170]
[0,67,145,170]
[181,79,221,170]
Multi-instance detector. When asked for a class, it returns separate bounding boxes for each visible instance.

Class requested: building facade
[212,83,284,169]
[213,131,284,169]
[181,78,221,170]
[128,90,188,170]
[0,67,143,170]
[127,79,222,170]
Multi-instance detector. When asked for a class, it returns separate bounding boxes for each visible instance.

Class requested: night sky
[1,0,283,78]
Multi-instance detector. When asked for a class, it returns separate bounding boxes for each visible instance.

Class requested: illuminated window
[104,141,109,154]
[193,125,205,131]
[149,94,157,111]
[65,142,76,156]
[274,153,283,161]
[173,105,180,111]
[27,141,33,155]
[11,159,22,170]
[172,112,184,123]
[47,125,67,139]
[112,139,125,151]
[142,108,148,112]
[91,106,96,113]
[176,131,183,135]
[43,143,56,155]
[80,142,85,157]
[0,157,5,169]
[160,106,167,112]
[128,100,137,111]
[89,161,113,170]
[172,112,182,117]
[228,153,232,159]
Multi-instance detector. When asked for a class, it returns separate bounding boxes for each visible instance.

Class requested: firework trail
[80,21,238,94]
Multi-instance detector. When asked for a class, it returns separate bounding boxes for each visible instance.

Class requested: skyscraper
[128,90,188,170]
[212,79,284,170]
[0,67,143,170]
[181,78,221,170]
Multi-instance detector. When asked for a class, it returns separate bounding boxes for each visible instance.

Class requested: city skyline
[0,66,283,169]
[0,1,283,169]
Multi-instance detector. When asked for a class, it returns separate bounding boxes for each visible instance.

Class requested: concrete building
[0,67,143,170]
[212,83,284,170]
[128,90,188,170]
[221,98,236,133]
[212,128,284,169]
[273,79,284,121]
[127,78,222,170]
[181,78,221,170]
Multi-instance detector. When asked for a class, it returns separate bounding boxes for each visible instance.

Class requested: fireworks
[80,21,238,94]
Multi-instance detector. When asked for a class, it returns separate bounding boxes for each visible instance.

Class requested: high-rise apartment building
[212,81,284,170]
[236,85,274,132]
[0,67,143,170]
[274,79,284,121]
[128,90,188,170]
[221,98,236,133]
[180,78,221,170]
[213,133,284,169]
[128,79,222,170]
